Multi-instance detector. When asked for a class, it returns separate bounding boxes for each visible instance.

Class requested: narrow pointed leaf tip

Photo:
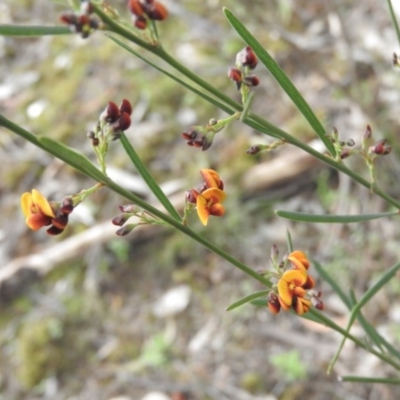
[275,210,399,223]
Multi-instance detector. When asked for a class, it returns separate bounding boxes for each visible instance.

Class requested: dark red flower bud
[128,0,145,17]
[116,112,131,131]
[312,296,324,310]
[60,197,74,215]
[370,139,392,155]
[134,16,147,29]
[101,101,120,122]
[112,214,131,226]
[119,99,133,115]
[243,75,260,87]
[246,145,261,155]
[78,14,91,26]
[228,67,242,89]
[268,292,281,315]
[340,149,352,159]
[47,226,64,235]
[185,190,197,204]
[51,214,69,230]
[182,127,198,140]
[60,13,78,25]
[146,1,168,21]
[236,46,258,69]
[192,137,204,148]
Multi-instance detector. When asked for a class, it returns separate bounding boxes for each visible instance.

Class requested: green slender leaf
[313,260,351,308]
[223,8,335,155]
[1,113,42,148]
[0,25,70,36]
[339,376,400,384]
[226,290,270,311]
[39,137,106,183]
[387,0,400,47]
[276,210,399,223]
[119,134,181,221]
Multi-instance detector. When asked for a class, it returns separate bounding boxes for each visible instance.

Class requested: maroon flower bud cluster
[228,46,260,90]
[99,99,133,140]
[128,0,169,30]
[362,125,392,156]
[112,204,137,236]
[369,139,392,156]
[47,197,74,235]
[59,1,100,39]
[181,121,217,151]
[181,127,213,152]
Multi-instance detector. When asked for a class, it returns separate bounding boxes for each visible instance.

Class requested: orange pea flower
[277,269,312,315]
[21,189,74,235]
[192,187,226,226]
[21,189,55,231]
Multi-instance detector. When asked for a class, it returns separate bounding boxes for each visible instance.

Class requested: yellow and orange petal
[293,296,311,315]
[288,250,310,270]
[200,169,223,189]
[278,296,291,311]
[196,187,226,226]
[277,269,307,306]
[21,189,56,231]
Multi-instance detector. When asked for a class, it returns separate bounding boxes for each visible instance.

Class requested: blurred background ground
[1,0,400,399]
